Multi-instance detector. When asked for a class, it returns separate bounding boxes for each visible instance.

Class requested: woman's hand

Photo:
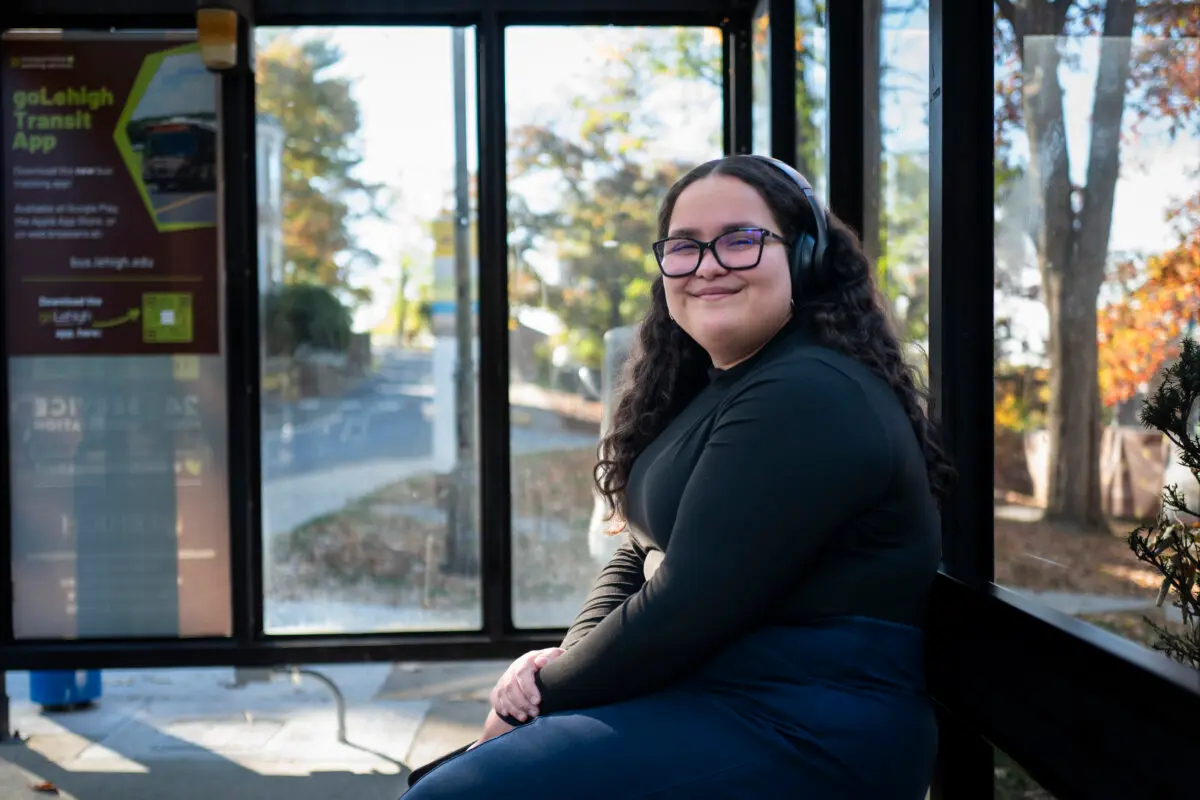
[489,646,565,722]
[468,708,514,750]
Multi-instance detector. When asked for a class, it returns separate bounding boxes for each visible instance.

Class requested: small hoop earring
[789,299,795,310]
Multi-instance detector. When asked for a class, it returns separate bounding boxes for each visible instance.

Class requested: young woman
[403,154,952,799]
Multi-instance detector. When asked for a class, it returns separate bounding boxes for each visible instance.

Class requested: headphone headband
[745,154,830,292]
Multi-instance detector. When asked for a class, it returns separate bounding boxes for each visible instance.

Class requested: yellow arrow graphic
[92,308,141,329]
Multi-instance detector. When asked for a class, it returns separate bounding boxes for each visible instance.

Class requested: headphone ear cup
[791,234,815,293]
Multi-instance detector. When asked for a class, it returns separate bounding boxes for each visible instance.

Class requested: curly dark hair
[594,155,954,528]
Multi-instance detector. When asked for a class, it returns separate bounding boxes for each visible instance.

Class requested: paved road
[261,349,596,483]
[149,189,217,226]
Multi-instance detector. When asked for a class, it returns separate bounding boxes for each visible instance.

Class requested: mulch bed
[994,512,1162,600]
[270,446,603,606]
[994,498,1195,661]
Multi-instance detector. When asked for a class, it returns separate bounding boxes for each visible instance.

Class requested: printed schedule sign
[4,34,232,640]
[4,37,220,356]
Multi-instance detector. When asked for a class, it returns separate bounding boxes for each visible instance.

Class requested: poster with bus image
[122,47,219,228]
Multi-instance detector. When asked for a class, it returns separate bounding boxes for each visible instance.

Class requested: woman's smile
[689,285,743,302]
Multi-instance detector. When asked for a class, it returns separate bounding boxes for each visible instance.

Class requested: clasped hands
[470,646,565,749]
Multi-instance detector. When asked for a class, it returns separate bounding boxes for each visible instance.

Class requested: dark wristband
[497,711,530,727]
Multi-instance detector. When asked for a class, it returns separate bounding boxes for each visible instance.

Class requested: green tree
[993,1,1198,528]
[638,18,826,178]
[255,33,384,301]
[384,252,434,345]
[508,33,716,371]
[862,0,939,348]
[795,1,827,184]
[876,152,931,344]
[264,283,353,357]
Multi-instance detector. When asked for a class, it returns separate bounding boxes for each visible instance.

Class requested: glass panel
[257,27,481,635]
[993,4,1200,655]
[796,0,829,196]
[752,0,772,155]
[4,31,232,638]
[506,26,724,628]
[868,1,930,371]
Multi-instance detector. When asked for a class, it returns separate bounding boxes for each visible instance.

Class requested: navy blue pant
[403,618,937,799]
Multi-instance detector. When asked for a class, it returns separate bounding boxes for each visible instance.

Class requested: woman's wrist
[496,711,529,727]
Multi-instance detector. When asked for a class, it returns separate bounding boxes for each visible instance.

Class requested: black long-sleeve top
[530,324,942,717]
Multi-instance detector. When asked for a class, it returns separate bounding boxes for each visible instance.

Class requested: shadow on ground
[2,712,406,800]
[0,661,515,800]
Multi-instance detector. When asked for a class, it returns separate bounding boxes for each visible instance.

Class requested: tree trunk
[1016,0,1136,529]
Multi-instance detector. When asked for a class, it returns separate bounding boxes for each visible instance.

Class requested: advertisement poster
[4,34,232,639]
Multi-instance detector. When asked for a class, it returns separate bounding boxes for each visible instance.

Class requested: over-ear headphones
[745,154,830,295]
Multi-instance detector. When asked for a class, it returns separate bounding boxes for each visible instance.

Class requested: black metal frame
[930,576,1200,799]
[3,1,1200,798]
[476,7,514,643]
[223,12,265,650]
[926,1,997,795]
[824,0,864,234]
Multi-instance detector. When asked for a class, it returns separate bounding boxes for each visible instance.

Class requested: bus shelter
[2,1,1198,797]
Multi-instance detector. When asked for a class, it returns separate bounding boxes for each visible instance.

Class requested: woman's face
[662,174,794,368]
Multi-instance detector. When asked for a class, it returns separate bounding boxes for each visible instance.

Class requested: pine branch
[1129,338,1200,669]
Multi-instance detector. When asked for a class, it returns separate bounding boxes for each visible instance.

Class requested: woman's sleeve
[531,359,896,715]
[559,535,648,650]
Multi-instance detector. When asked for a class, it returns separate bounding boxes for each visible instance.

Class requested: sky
[132,50,216,120]
[257,19,1198,337]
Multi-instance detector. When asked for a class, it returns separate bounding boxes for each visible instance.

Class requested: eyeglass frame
[651,226,789,278]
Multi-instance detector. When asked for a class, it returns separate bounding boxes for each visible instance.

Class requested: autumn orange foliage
[1098,188,1200,408]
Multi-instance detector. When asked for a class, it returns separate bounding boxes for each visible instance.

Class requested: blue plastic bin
[29,670,103,708]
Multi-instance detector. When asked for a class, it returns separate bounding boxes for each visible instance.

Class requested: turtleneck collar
[706,316,808,384]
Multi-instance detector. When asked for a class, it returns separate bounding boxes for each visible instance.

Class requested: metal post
[475,11,515,639]
[443,27,479,576]
[221,11,264,643]
[928,0,996,795]
[767,0,796,165]
[825,0,865,234]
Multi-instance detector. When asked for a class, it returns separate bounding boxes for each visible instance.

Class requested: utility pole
[443,27,479,575]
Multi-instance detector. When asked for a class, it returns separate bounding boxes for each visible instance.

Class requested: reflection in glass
[506,26,723,628]
[257,27,481,634]
[992,5,1200,652]
[867,1,930,371]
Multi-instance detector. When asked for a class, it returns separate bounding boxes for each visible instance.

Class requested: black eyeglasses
[652,227,787,278]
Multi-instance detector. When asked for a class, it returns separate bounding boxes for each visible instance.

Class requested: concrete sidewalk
[1,661,507,800]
